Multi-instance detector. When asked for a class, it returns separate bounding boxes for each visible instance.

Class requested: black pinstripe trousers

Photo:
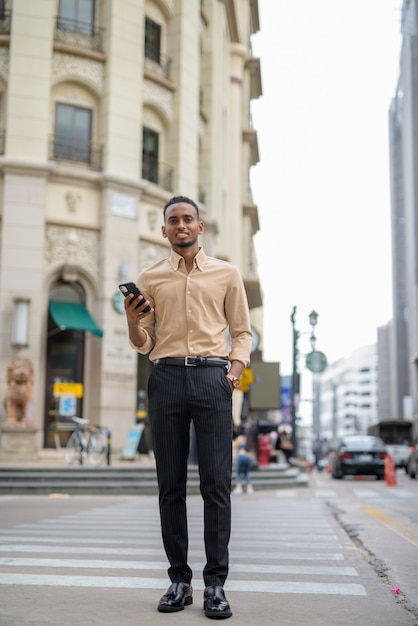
[148,362,233,587]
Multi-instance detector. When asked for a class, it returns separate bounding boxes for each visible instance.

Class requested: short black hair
[163,195,199,218]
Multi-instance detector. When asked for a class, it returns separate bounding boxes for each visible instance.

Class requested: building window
[55,104,92,164]
[58,0,95,36]
[145,18,161,62]
[142,127,159,184]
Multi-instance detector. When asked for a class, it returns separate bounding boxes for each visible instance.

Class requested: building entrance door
[44,280,86,448]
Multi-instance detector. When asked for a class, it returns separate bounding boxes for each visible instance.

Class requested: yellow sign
[53,382,84,398]
[237,368,254,392]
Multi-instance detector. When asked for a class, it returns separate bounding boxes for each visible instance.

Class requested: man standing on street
[123,195,252,619]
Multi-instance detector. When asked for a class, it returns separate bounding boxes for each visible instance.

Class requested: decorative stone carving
[162,0,175,14]
[52,53,104,95]
[2,356,35,428]
[139,241,169,270]
[0,47,9,79]
[65,190,81,212]
[147,209,159,232]
[45,225,99,276]
[143,79,173,122]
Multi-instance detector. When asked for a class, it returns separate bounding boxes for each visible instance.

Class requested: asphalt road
[0,469,417,626]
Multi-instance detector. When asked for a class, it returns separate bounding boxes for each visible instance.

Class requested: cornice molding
[245,56,262,99]
[242,128,260,165]
[223,0,239,43]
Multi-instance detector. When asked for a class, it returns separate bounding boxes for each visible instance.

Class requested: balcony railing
[142,157,173,192]
[0,10,11,36]
[49,135,103,170]
[54,17,105,53]
[0,129,5,155]
[144,53,172,81]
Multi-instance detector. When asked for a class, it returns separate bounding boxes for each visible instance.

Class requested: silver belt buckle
[185,356,196,366]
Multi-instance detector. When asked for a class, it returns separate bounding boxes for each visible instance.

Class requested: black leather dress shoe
[203,586,232,619]
[158,582,193,613]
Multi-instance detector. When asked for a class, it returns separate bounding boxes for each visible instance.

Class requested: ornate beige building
[0,0,262,451]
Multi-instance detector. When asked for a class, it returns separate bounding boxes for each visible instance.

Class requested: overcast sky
[251,0,403,375]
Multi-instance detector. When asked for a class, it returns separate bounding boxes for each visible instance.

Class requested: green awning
[49,301,103,337]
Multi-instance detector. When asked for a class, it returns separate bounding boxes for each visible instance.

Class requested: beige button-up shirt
[130,248,252,367]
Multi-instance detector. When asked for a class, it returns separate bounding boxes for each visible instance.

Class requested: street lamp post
[290,306,299,454]
[308,310,320,459]
[290,307,326,458]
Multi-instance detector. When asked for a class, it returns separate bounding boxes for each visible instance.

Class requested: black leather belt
[154,357,229,367]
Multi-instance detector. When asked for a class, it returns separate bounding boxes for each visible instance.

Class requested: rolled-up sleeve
[226,268,252,367]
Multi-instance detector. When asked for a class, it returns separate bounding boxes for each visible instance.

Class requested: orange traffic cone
[384,454,397,487]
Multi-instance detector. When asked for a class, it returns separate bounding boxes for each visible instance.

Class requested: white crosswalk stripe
[0,496,367,596]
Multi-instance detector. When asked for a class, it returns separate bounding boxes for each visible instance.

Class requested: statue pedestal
[0,425,39,461]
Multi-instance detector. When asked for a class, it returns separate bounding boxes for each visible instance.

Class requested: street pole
[290,308,322,459]
[290,306,298,455]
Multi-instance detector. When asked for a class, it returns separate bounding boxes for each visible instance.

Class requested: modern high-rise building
[0,1,263,452]
[318,345,378,448]
[387,0,418,436]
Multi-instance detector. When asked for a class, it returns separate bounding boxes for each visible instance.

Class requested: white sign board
[111,192,137,219]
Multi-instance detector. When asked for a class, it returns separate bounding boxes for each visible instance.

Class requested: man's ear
[198,221,204,234]
[162,225,167,238]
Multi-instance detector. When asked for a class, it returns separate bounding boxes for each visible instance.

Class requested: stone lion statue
[3,356,35,428]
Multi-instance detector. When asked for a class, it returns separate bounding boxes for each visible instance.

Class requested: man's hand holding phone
[119,282,153,315]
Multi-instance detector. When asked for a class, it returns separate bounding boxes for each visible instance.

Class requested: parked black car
[406,443,418,478]
[331,435,387,480]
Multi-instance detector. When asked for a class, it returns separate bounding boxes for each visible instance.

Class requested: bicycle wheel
[65,431,82,465]
[88,429,108,466]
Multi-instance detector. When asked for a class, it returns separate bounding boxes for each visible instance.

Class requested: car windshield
[341,436,385,451]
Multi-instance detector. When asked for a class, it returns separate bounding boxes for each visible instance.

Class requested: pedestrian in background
[244,410,259,462]
[232,433,255,494]
[124,195,252,620]
[280,432,294,464]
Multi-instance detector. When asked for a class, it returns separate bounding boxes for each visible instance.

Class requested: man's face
[162,202,204,249]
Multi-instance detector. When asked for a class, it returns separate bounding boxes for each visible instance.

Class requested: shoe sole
[158,596,193,612]
[203,608,233,619]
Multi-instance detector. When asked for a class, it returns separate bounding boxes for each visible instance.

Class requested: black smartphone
[118,282,152,312]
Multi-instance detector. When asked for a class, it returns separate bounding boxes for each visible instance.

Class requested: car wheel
[376,474,384,480]
[410,469,416,479]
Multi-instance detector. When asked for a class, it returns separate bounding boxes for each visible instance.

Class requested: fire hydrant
[258,435,272,466]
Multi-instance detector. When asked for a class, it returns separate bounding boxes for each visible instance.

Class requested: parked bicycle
[65,416,110,466]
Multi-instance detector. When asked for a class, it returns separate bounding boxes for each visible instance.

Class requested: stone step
[0,463,309,495]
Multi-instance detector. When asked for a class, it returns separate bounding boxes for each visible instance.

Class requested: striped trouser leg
[188,366,233,587]
[148,364,233,586]
[148,364,192,583]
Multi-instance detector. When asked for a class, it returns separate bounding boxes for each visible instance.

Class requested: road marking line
[0,544,345,560]
[315,490,338,497]
[0,530,340,548]
[0,557,358,576]
[0,544,344,563]
[0,573,366,595]
[363,507,418,548]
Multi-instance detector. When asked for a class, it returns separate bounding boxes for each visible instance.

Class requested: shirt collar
[169,247,207,271]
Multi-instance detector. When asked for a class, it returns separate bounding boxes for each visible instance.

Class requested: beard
[173,237,197,248]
